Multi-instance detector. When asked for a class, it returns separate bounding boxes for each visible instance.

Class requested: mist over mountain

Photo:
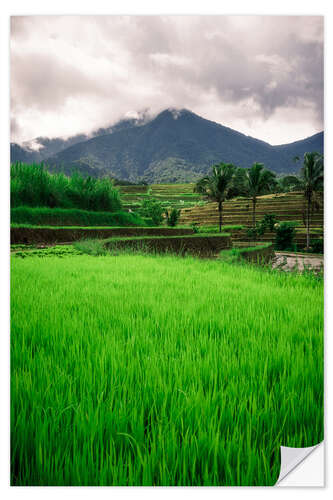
[11,110,152,164]
[11,109,323,183]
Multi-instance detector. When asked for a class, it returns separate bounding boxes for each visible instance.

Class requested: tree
[227,167,248,198]
[194,163,236,232]
[295,152,324,251]
[139,198,164,226]
[276,174,301,193]
[165,208,181,227]
[245,163,277,228]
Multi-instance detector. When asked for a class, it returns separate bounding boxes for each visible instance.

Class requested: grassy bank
[11,206,145,227]
[195,224,244,233]
[220,243,274,263]
[10,226,195,245]
[11,253,323,486]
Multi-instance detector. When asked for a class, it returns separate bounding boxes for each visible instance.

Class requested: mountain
[274,132,324,159]
[11,109,323,183]
[11,110,152,164]
[10,143,40,163]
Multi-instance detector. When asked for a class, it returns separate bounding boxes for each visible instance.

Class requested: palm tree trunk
[218,201,223,233]
[306,193,312,251]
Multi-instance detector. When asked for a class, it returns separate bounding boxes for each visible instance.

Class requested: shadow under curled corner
[275,442,324,486]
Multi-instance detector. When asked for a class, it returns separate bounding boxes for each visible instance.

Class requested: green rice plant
[11,206,146,227]
[11,244,36,251]
[11,254,323,486]
[13,245,82,258]
[73,240,107,256]
[198,225,244,234]
[220,244,273,265]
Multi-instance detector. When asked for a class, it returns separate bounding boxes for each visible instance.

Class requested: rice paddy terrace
[118,185,323,247]
[179,191,324,247]
[118,183,200,211]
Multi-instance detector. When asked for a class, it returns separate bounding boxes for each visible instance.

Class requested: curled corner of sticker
[275,442,324,486]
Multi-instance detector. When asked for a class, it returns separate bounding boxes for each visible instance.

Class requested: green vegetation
[11,223,143,230]
[274,222,298,251]
[11,244,36,251]
[246,214,278,241]
[73,240,107,256]
[294,152,324,251]
[101,233,231,258]
[18,109,322,183]
[194,163,236,232]
[11,253,323,486]
[12,245,82,258]
[245,163,277,228]
[165,208,181,227]
[102,233,231,242]
[11,206,145,227]
[180,190,323,249]
[275,174,302,193]
[196,224,244,234]
[220,243,273,263]
[11,162,121,212]
[245,215,298,252]
[119,183,202,212]
[10,151,324,486]
[310,238,324,254]
[138,198,165,226]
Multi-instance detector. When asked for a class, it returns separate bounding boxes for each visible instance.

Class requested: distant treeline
[11,163,122,212]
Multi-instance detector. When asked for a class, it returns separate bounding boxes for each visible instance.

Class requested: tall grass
[11,254,323,486]
[11,162,121,212]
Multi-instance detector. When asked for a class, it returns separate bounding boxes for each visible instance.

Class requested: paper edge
[275,441,324,485]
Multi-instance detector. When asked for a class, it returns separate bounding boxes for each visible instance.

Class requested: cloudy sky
[10,15,323,145]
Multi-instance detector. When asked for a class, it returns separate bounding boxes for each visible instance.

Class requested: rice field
[10,252,323,486]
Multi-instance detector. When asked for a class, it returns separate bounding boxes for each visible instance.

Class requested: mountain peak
[157,108,192,120]
[11,108,324,183]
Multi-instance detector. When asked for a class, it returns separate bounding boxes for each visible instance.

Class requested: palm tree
[245,163,277,228]
[194,163,236,232]
[295,152,323,251]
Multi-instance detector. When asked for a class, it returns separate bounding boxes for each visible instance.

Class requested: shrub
[310,239,324,254]
[138,199,164,226]
[261,214,278,232]
[274,222,297,251]
[246,214,277,240]
[246,226,259,240]
[190,223,200,233]
[165,208,181,227]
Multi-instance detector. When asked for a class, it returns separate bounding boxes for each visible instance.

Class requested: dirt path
[272,252,324,272]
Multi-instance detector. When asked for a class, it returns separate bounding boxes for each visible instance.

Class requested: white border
[1,1,331,498]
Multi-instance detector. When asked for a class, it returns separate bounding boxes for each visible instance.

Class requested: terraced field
[119,183,201,211]
[179,192,324,247]
[11,252,324,486]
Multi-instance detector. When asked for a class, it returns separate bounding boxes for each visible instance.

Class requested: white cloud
[10,15,323,145]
